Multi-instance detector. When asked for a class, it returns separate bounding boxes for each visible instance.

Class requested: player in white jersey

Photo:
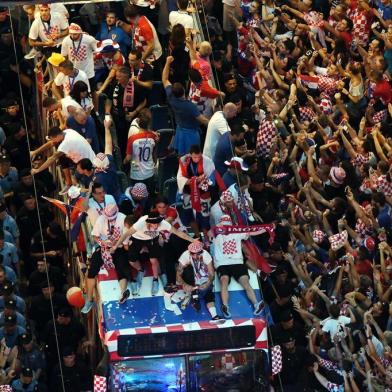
[124,108,158,195]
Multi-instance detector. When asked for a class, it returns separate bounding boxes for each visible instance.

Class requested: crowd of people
[0,0,392,390]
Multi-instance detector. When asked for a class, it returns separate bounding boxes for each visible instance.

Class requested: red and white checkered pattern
[44,26,59,39]
[94,375,107,392]
[271,345,282,375]
[70,45,88,62]
[329,230,348,251]
[352,10,370,47]
[312,229,326,244]
[376,175,392,197]
[299,106,316,123]
[319,94,333,114]
[373,109,387,124]
[318,76,339,96]
[304,11,324,28]
[256,119,277,158]
[351,152,370,167]
[223,239,238,255]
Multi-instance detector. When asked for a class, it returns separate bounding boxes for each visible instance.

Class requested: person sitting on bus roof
[212,215,264,319]
[177,241,224,323]
[112,211,197,299]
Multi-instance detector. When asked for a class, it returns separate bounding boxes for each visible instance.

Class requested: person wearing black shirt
[270,310,307,347]
[276,334,307,390]
[16,195,53,273]
[12,170,46,210]
[0,98,23,136]
[104,66,148,157]
[28,282,67,342]
[30,222,66,270]
[28,260,66,296]
[51,347,92,392]
[43,307,86,361]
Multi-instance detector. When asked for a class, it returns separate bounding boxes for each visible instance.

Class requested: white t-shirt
[127,131,157,181]
[61,34,97,78]
[169,11,194,30]
[29,13,69,46]
[54,69,90,96]
[321,316,351,341]
[87,195,116,228]
[92,212,127,243]
[57,128,96,164]
[131,215,172,241]
[213,233,249,268]
[203,111,230,159]
[60,96,82,119]
[179,250,212,285]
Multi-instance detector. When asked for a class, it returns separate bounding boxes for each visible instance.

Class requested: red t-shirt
[373,79,392,104]
[355,259,373,278]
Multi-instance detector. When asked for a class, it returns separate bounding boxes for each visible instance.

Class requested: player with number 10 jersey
[126,130,158,182]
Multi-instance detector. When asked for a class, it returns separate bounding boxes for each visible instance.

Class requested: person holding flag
[177,144,225,243]
[211,214,266,318]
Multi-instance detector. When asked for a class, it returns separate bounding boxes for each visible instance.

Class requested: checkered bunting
[94,375,107,392]
[271,345,282,375]
[70,45,88,62]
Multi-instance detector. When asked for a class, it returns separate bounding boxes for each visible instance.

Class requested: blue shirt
[0,325,25,348]
[94,155,121,202]
[4,265,16,284]
[377,205,392,230]
[213,132,233,175]
[96,23,130,55]
[0,242,18,270]
[1,214,19,241]
[165,86,201,130]
[66,116,100,153]
[377,0,392,20]
[11,378,38,392]
[0,167,18,193]
[222,170,237,188]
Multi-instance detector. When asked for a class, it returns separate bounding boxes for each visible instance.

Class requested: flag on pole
[41,196,70,215]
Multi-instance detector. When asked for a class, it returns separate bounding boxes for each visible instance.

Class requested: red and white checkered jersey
[376,175,392,196]
[133,16,162,62]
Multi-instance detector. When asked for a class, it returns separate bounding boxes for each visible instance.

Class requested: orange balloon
[66,287,85,308]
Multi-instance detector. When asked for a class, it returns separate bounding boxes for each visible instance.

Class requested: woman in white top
[70,81,94,114]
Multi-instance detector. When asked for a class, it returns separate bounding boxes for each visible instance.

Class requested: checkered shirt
[256,119,277,158]
[319,94,333,114]
[352,10,370,47]
[299,106,316,122]
[376,175,392,197]
[318,76,339,96]
[94,375,107,392]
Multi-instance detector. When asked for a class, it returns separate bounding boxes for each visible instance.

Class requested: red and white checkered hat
[130,183,148,200]
[220,190,234,203]
[188,241,203,254]
[330,166,346,185]
[96,39,120,53]
[103,204,118,220]
[329,230,348,251]
[312,229,326,244]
